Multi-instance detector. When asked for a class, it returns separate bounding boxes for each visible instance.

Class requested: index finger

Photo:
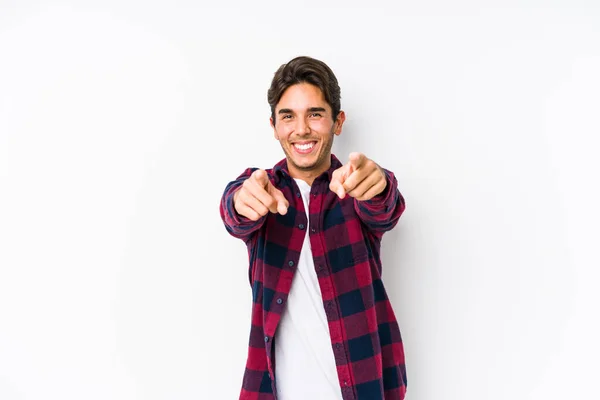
[246,178,278,213]
[348,152,366,170]
[251,169,270,188]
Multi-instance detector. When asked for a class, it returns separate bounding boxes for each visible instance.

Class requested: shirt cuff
[362,169,394,209]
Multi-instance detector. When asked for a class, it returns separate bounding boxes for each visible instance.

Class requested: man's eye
[282,115,292,119]
[309,113,322,118]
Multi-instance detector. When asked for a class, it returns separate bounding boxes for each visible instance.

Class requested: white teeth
[294,142,315,150]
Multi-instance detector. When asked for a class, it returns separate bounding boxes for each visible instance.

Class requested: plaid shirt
[220,154,407,400]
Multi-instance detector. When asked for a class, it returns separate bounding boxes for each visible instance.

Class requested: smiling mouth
[292,141,318,155]
[294,142,315,150]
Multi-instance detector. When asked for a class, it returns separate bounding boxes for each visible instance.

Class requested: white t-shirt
[274,179,343,400]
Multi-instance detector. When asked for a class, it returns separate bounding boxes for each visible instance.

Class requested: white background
[1,1,599,399]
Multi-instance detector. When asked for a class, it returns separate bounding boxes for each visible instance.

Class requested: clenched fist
[233,169,289,221]
[329,152,387,201]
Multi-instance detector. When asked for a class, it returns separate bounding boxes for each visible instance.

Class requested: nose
[295,117,311,135]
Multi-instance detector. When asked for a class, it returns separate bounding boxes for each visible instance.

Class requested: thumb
[269,186,289,215]
[330,168,348,199]
[333,183,346,199]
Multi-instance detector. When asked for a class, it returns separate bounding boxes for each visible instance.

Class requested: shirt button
[336,343,341,349]
[298,223,305,229]
[344,381,349,386]
[276,298,283,304]
[288,261,294,267]
[296,192,301,198]
[264,336,269,343]
[311,228,316,233]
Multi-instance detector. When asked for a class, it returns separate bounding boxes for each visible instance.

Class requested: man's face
[271,83,345,176]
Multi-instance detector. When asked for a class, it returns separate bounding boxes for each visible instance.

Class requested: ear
[333,111,346,136]
[270,117,277,140]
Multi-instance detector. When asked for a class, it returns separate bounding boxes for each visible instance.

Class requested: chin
[294,157,322,171]
[297,163,318,171]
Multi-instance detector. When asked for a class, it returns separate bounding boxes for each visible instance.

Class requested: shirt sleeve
[219,168,267,243]
[353,168,406,237]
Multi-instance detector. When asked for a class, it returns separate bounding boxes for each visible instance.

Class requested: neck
[287,157,331,186]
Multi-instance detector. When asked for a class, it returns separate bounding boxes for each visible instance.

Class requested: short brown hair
[267,56,341,124]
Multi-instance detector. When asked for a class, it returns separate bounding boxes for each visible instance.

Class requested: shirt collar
[274,153,343,183]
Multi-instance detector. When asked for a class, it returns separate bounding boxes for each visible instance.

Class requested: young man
[220,56,407,400]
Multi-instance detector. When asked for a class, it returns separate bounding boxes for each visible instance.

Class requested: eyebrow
[278,107,327,114]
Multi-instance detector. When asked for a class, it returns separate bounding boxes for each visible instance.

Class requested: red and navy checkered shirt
[220,154,407,400]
